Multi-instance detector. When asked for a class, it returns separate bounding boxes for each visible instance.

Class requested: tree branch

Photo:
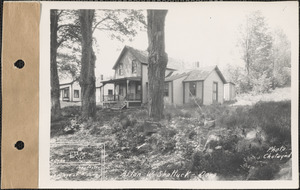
[92,17,110,34]
[57,10,64,17]
[108,16,131,35]
[57,38,66,48]
[57,24,80,31]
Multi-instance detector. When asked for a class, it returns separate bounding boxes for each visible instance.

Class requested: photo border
[39,1,299,189]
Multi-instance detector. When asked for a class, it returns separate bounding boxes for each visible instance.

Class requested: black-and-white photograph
[39,1,298,188]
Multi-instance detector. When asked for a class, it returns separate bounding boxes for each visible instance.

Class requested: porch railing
[103,94,141,102]
[103,95,115,101]
[103,95,125,101]
[127,93,141,101]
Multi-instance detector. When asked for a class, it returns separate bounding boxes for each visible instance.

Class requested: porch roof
[101,77,141,85]
[59,79,77,86]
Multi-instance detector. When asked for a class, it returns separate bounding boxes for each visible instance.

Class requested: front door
[118,84,125,100]
[136,83,141,100]
[128,81,141,100]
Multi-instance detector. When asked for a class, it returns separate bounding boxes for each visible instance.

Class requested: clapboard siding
[203,70,224,105]
[114,51,142,79]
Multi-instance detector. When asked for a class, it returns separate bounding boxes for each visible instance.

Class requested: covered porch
[101,77,142,108]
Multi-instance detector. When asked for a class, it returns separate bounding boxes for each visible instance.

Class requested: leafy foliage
[271,29,291,87]
[234,11,291,94]
[55,9,146,80]
[94,10,146,42]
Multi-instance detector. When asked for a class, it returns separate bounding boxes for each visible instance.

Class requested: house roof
[112,46,182,70]
[127,46,148,64]
[226,81,236,85]
[176,65,227,83]
[165,71,190,82]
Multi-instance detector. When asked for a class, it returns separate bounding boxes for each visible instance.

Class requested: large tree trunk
[147,10,168,120]
[50,10,61,119]
[79,10,96,119]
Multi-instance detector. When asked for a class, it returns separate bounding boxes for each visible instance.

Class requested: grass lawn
[233,87,291,106]
[50,88,292,181]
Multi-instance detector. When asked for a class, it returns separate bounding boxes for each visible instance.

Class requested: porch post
[114,83,116,101]
[102,84,105,102]
[126,80,129,100]
[183,82,185,104]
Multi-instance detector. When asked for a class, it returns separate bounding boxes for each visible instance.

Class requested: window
[74,90,79,98]
[119,63,123,75]
[189,82,196,96]
[164,83,169,97]
[132,60,137,73]
[100,74,103,80]
[63,88,69,98]
[108,89,113,95]
[213,82,218,102]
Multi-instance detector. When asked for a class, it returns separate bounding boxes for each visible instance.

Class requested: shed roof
[225,81,236,85]
[101,77,141,85]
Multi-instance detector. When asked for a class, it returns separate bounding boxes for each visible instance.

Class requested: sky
[90,2,296,79]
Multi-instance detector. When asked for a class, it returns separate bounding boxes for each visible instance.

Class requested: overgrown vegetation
[51,98,291,181]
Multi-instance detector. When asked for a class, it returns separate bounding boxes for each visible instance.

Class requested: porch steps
[110,101,127,110]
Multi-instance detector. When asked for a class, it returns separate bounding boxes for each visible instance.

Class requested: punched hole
[14,59,25,69]
[15,141,24,150]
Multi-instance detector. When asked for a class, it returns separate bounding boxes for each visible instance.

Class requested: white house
[101,46,236,107]
[60,46,236,107]
[59,80,81,102]
[59,75,114,104]
[101,45,179,107]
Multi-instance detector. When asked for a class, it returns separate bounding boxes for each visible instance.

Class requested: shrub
[164,105,185,119]
[191,149,248,178]
[145,126,178,154]
[224,99,237,105]
[183,98,203,108]
[133,109,149,120]
[60,106,81,117]
[247,163,281,180]
[219,101,291,145]
[252,101,291,144]
[252,72,273,94]
[200,104,230,120]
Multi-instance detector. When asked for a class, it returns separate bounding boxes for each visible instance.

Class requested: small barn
[224,82,236,101]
